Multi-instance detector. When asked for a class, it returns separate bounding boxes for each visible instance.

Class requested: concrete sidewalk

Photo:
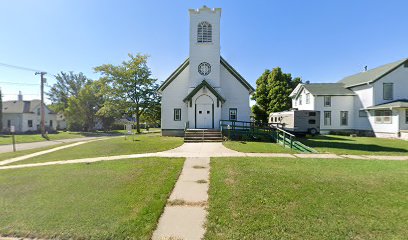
[0,142,407,171]
[0,137,109,166]
[0,136,109,153]
[152,157,210,240]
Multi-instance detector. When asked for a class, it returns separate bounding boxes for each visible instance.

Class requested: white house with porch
[290,58,408,139]
[158,6,254,136]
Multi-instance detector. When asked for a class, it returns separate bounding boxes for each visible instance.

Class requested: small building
[289,58,408,139]
[158,6,255,136]
[1,92,57,133]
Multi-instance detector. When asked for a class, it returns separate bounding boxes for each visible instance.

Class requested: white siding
[189,8,221,87]
[372,64,408,106]
[161,65,190,130]
[219,64,251,122]
[293,88,315,110]
[314,96,355,130]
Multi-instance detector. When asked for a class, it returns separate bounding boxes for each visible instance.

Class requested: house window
[28,120,33,128]
[324,111,331,126]
[374,110,392,124]
[340,111,348,126]
[324,96,331,107]
[50,120,53,127]
[7,120,11,128]
[298,95,302,105]
[197,21,212,43]
[306,93,310,104]
[383,83,393,100]
[359,110,368,118]
[229,108,237,121]
[174,108,181,121]
[37,108,40,116]
[406,110,408,124]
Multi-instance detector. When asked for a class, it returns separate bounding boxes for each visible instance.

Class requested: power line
[0,62,44,73]
[0,81,40,86]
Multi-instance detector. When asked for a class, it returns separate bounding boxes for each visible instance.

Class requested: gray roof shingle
[338,58,408,88]
[3,100,46,114]
[301,83,355,96]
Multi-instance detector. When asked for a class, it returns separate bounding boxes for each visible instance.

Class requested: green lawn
[0,157,184,239]
[299,135,408,155]
[223,141,295,153]
[7,134,183,165]
[0,143,69,162]
[206,157,408,239]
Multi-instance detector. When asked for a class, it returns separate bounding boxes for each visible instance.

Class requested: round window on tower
[198,62,211,76]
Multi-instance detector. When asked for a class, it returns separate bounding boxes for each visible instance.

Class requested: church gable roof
[183,80,226,103]
[158,58,189,92]
[220,56,255,93]
[158,57,254,93]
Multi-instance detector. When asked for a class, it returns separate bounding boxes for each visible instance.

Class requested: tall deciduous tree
[65,81,103,131]
[47,71,90,113]
[252,67,301,122]
[94,53,160,133]
[251,70,270,122]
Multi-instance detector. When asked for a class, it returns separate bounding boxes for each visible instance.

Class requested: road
[0,136,109,153]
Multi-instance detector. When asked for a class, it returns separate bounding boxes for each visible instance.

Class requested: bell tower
[188,6,221,88]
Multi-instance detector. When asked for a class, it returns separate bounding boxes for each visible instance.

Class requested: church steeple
[188,6,222,88]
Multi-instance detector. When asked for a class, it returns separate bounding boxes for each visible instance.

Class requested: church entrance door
[195,95,214,129]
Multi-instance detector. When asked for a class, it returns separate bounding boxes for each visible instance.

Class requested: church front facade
[159,6,254,136]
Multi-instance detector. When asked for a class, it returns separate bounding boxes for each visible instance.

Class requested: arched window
[197,21,212,43]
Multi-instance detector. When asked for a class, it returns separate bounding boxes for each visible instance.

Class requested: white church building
[159,6,254,136]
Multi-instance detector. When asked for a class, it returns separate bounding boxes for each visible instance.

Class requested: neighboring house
[290,58,408,139]
[158,6,254,136]
[1,93,57,133]
[56,113,67,130]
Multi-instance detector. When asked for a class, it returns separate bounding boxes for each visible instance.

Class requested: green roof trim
[366,99,408,110]
[158,58,190,92]
[183,80,226,103]
[158,56,255,93]
[220,56,255,93]
[338,58,408,88]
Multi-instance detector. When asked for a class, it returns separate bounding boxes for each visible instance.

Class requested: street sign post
[10,126,16,152]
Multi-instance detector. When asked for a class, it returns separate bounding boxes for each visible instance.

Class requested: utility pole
[35,72,47,137]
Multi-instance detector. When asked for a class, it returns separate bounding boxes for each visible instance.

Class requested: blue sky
[1,0,407,101]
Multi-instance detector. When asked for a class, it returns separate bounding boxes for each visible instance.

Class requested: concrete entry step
[184,129,223,142]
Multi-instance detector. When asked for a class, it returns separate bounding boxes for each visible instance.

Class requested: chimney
[18,91,23,101]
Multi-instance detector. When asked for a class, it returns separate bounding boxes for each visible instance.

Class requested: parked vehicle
[269,110,320,136]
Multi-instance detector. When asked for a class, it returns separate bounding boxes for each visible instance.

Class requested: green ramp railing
[220,120,317,153]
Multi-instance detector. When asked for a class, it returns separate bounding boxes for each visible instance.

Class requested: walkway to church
[0,143,407,240]
[1,143,407,170]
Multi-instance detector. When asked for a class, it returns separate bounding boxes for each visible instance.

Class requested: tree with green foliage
[0,88,3,132]
[65,81,103,131]
[47,71,90,113]
[252,67,301,122]
[94,53,160,133]
[251,70,270,122]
